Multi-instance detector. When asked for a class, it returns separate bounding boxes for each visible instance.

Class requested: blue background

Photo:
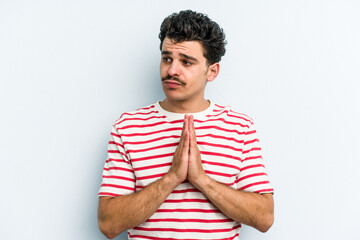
[1,0,359,239]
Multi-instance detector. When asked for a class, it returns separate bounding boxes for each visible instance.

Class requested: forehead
[162,37,205,57]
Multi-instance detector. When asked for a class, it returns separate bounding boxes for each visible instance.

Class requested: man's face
[160,37,217,104]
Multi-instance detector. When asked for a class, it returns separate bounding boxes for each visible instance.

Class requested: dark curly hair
[159,10,227,65]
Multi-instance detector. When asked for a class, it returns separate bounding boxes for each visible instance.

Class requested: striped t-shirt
[98,101,273,240]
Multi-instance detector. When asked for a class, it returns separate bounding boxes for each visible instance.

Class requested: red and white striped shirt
[98,101,273,240]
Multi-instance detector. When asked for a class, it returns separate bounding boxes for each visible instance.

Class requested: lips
[163,80,183,88]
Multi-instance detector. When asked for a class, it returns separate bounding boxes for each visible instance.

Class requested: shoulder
[112,103,159,128]
[210,103,254,127]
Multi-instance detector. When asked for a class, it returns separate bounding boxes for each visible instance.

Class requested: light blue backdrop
[1,0,359,239]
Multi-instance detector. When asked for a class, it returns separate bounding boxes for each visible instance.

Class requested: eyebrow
[161,51,198,62]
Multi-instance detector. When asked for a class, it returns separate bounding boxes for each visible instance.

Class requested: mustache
[161,75,186,86]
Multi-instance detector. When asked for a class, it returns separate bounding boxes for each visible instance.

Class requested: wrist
[163,171,183,189]
[191,173,212,191]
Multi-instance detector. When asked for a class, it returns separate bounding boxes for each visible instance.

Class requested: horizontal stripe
[205,170,234,178]
[205,110,227,118]
[137,105,155,111]
[102,175,135,182]
[243,156,262,161]
[197,141,243,152]
[133,225,241,233]
[196,133,244,144]
[257,188,274,193]
[133,162,172,171]
[196,125,247,136]
[194,118,249,128]
[156,208,221,213]
[103,167,134,173]
[98,192,120,197]
[116,115,166,125]
[101,183,134,191]
[108,150,120,153]
[207,110,252,124]
[239,181,270,190]
[214,104,226,108]
[240,163,265,171]
[171,189,200,194]
[242,147,261,154]
[121,127,182,137]
[128,233,240,240]
[108,140,124,148]
[244,138,259,145]
[111,132,121,138]
[245,130,256,135]
[202,160,240,171]
[120,110,159,117]
[127,143,178,153]
[146,218,233,223]
[134,182,193,190]
[164,199,209,203]
[228,109,253,120]
[131,152,174,162]
[119,119,183,130]
[123,135,180,145]
[108,150,129,161]
[137,172,166,180]
[227,113,253,123]
[236,173,267,182]
[200,151,242,161]
[105,158,127,164]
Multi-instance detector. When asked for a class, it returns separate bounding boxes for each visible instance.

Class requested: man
[98,10,274,239]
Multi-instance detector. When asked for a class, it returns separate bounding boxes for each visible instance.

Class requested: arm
[98,117,190,239]
[191,176,274,232]
[186,115,274,232]
[98,173,178,239]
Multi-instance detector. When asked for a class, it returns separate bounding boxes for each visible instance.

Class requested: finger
[181,114,188,136]
[182,128,190,155]
[184,115,190,152]
[184,114,189,132]
[189,124,195,149]
[177,115,190,155]
[189,115,197,146]
[178,115,188,148]
[188,115,193,143]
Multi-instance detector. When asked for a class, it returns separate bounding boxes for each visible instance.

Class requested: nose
[168,61,181,77]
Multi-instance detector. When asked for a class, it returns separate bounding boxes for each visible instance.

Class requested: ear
[206,63,220,82]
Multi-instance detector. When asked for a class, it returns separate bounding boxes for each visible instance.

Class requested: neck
[160,98,210,113]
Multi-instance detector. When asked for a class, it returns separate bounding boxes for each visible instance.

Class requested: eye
[183,60,192,66]
[162,57,172,63]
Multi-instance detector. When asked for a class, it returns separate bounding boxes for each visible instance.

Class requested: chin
[163,91,183,100]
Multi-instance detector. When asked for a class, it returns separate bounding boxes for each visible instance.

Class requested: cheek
[159,65,167,76]
[194,71,208,84]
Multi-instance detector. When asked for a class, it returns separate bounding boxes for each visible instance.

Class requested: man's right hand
[167,115,190,185]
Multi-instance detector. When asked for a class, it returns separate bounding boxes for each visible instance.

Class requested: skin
[98,37,274,239]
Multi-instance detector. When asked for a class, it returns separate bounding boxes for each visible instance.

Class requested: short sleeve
[98,125,135,197]
[237,122,274,194]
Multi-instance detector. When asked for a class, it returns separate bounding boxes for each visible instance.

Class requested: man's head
[159,10,227,108]
[159,10,226,65]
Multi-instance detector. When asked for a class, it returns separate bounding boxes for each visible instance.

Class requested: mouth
[163,80,184,88]
[161,75,186,85]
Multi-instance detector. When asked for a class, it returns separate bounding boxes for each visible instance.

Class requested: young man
[98,10,274,239]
